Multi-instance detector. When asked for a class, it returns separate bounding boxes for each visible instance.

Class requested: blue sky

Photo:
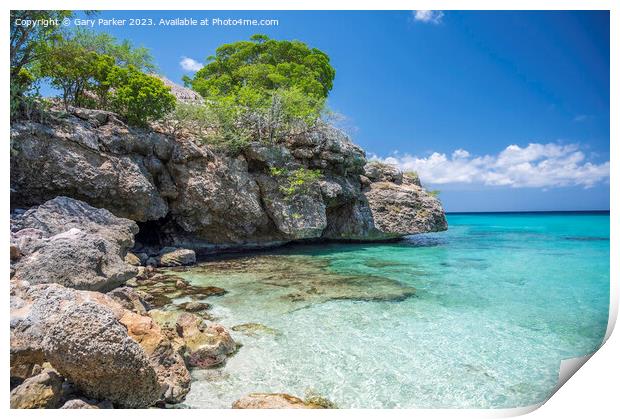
[65,10,610,211]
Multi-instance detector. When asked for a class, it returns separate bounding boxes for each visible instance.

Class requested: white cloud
[413,10,444,24]
[179,56,203,72]
[372,143,609,189]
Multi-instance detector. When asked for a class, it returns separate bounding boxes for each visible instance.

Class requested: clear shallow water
[176,213,609,408]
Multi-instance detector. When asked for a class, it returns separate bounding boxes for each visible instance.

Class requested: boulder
[107,286,148,315]
[323,177,447,240]
[175,313,236,368]
[10,369,64,409]
[364,181,448,237]
[42,301,161,408]
[178,301,211,312]
[232,393,326,409]
[11,196,138,252]
[11,198,140,291]
[13,228,137,292]
[118,309,191,404]
[159,248,196,267]
[60,398,113,409]
[10,281,191,407]
[364,161,403,184]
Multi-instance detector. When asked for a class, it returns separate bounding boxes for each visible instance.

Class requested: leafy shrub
[39,38,115,108]
[106,66,176,127]
[269,166,323,199]
[68,27,155,72]
[163,101,251,154]
[184,35,335,144]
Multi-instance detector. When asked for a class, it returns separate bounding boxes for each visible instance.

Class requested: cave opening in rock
[134,215,177,250]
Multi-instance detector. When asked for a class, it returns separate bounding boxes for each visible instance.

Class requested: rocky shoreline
[10,89,447,408]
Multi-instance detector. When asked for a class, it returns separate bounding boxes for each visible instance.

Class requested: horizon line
[446,209,610,214]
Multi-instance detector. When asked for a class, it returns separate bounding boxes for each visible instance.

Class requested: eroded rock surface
[10,280,190,407]
[176,313,237,368]
[11,197,138,291]
[11,107,447,251]
[10,369,64,409]
[159,248,196,267]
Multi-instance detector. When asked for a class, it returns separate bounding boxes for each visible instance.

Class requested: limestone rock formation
[11,105,447,252]
[13,228,137,292]
[175,313,237,368]
[10,368,64,409]
[10,280,191,407]
[159,248,196,267]
[60,398,113,409]
[11,197,139,292]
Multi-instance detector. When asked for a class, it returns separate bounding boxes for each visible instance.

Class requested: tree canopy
[11,12,174,126]
[187,34,336,107]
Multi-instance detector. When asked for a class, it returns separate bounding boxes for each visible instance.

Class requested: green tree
[106,66,176,127]
[38,37,114,108]
[182,35,335,145]
[188,34,335,108]
[68,28,155,72]
[10,10,73,79]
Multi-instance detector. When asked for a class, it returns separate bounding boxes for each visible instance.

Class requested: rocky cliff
[9,89,448,408]
[10,105,447,252]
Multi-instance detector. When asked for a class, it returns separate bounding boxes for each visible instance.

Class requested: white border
[2,1,617,418]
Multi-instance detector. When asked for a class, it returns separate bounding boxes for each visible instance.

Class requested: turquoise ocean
[174,212,610,408]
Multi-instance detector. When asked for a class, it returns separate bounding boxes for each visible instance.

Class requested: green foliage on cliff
[179,35,335,145]
[67,28,156,72]
[269,166,323,199]
[106,66,176,126]
[38,35,174,126]
[188,34,335,105]
[10,10,73,120]
[11,14,172,126]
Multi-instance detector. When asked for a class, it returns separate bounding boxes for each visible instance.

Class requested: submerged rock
[191,254,416,306]
[232,393,327,409]
[178,301,211,312]
[231,323,281,337]
[176,313,236,368]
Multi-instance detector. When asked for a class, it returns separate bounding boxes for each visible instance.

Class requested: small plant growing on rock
[429,189,441,197]
[268,166,323,199]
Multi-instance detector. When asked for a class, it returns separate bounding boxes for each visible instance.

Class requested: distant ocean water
[174,212,610,408]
